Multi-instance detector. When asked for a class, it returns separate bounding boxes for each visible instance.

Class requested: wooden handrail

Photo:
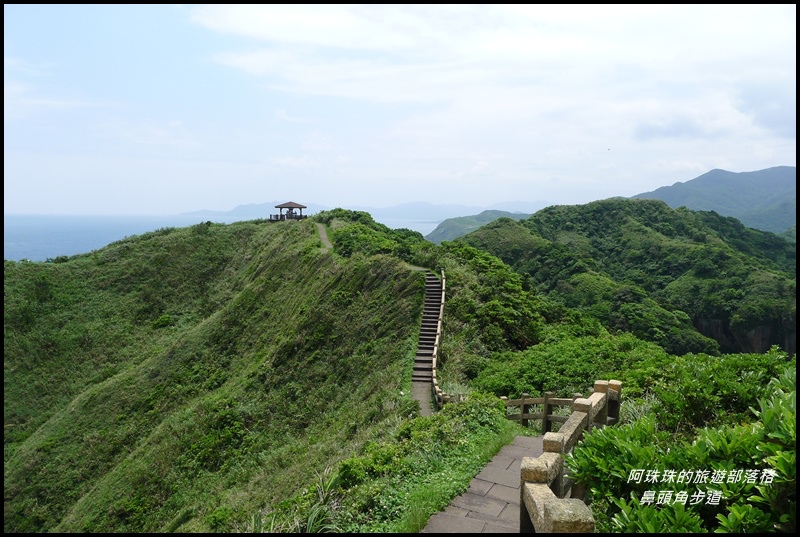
[431,269,449,410]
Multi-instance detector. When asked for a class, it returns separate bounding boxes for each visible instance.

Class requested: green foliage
[744,366,796,533]
[3,218,427,532]
[611,498,706,533]
[426,211,533,244]
[715,503,773,533]
[461,197,795,356]
[649,347,789,432]
[266,393,514,533]
[204,506,235,531]
[437,242,549,352]
[567,363,796,533]
[471,332,668,399]
[4,205,796,534]
[315,208,427,263]
[151,313,175,329]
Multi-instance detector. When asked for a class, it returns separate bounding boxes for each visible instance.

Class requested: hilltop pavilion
[269,201,308,221]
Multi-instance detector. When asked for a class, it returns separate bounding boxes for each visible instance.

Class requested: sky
[4,4,797,216]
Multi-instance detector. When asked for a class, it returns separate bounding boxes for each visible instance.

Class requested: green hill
[631,166,796,234]
[4,217,433,532]
[459,198,796,356]
[425,210,531,244]
[426,167,796,244]
[4,206,796,533]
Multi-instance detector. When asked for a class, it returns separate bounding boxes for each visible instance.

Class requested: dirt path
[316,223,333,251]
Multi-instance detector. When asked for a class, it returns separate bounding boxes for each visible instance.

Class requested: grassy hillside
[4,218,430,532]
[5,207,795,533]
[459,198,796,356]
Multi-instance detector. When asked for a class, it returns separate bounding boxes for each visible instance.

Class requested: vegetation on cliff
[4,202,795,532]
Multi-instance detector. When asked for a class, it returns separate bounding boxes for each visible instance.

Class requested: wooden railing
[268,213,308,222]
[518,380,622,533]
[501,387,620,433]
[429,269,449,410]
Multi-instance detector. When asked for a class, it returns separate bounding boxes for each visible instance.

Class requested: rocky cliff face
[781,313,797,357]
[695,317,796,356]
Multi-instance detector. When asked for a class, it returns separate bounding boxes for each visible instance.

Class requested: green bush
[567,363,796,533]
[151,314,175,329]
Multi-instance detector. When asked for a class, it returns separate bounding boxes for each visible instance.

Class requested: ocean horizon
[4,214,442,262]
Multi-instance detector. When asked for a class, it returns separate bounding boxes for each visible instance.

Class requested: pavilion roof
[275,201,307,209]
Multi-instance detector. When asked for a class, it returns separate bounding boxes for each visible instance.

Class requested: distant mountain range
[631,166,795,234]
[182,200,548,221]
[426,166,796,243]
[182,166,796,242]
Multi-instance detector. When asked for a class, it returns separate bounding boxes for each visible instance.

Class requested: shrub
[567,363,796,533]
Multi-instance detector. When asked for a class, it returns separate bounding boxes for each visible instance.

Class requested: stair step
[412,275,442,388]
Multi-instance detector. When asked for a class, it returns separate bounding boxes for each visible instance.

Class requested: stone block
[540,498,595,533]
[542,432,564,453]
[520,452,562,484]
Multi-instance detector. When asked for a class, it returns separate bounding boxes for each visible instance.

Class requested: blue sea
[4,215,442,262]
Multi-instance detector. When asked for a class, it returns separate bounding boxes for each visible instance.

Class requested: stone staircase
[411,271,443,417]
[412,271,442,383]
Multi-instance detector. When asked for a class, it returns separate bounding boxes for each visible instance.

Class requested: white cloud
[102,119,201,148]
[3,4,795,215]
[4,56,118,120]
[274,108,314,123]
[271,155,318,168]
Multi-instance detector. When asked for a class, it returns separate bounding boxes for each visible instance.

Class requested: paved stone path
[412,381,435,417]
[421,435,543,533]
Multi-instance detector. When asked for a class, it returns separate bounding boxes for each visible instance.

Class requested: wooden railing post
[520,393,530,427]
[543,391,553,433]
